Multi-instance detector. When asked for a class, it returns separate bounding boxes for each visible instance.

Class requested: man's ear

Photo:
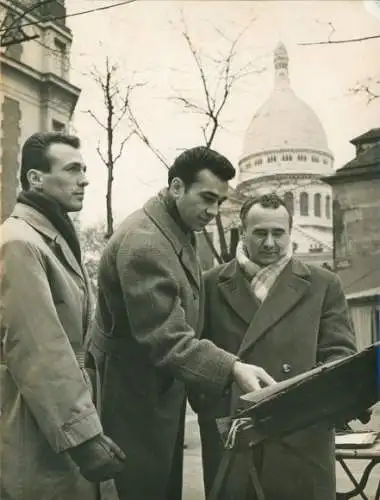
[27,169,43,189]
[169,177,185,200]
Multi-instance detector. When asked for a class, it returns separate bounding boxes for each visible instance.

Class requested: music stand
[207,343,380,500]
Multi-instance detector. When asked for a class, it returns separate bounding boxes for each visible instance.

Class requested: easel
[207,417,267,500]
[206,343,380,500]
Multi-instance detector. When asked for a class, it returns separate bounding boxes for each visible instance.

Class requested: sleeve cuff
[53,409,103,453]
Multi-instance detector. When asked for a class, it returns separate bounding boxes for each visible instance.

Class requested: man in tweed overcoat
[86,147,276,500]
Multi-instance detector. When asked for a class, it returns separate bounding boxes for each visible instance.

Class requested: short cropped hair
[168,146,236,188]
[20,132,80,190]
[240,192,293,229]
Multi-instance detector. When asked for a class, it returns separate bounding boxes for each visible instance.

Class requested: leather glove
[68,433,126,482]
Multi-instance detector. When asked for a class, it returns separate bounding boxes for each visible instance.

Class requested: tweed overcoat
[189,258,357,500]
[0,203,103,500]
[86,192,237,500]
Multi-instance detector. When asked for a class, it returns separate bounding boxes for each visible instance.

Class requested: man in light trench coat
[189,192,358,500]
[86,146,277,500]
[0,132,125,500]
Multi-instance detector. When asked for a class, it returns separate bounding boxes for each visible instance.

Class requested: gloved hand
[68,433,126,482]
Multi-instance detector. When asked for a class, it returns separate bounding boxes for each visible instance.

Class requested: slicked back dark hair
[20,132,80,190]
[240,192,293,229]
[168,146,236,188]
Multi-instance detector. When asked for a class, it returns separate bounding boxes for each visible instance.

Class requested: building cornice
[1,53,80,98]
[239,148,334,165]
[39,19,73,40]
[5,0,72,36]
[237,172,328,192]
[323,164,380,185]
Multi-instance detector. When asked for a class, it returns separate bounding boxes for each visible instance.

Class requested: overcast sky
[65,0,380,228]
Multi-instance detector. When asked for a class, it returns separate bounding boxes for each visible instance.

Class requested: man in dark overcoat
[191,193,357,500]
[86,147,276,500]
[0,133,124,500]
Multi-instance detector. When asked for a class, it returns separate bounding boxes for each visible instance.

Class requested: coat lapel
[237,259,311,358]
[217,260,259,325]
[144,192,201,291]
[11,203,85,283]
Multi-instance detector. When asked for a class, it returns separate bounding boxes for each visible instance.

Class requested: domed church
[214,42,334,267]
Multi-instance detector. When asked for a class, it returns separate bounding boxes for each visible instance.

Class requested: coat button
[282,363,292,374]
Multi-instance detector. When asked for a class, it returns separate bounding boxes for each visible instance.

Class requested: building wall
[0,0,80,221]
[333,177,380,267]
[1,97,21,220]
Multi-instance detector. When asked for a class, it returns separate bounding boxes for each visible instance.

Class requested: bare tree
[172,17,266,262]
[86,57,142,238]
[128,16,265,264]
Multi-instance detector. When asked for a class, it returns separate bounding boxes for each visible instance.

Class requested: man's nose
[206,202,219,217]
[263,233,275,248]
[79,171,89,187]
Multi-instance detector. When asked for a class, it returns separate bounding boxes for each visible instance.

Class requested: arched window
[284,191,294,213]
[300,192,309,216]
[325,195,331,219]
[314,193,321,217]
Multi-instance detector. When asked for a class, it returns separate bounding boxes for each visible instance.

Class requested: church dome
[241,43,330,159]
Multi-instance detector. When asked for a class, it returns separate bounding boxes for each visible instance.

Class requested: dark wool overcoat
[86,192,237,500]
[189,258,357,500]
[0,204,102,500]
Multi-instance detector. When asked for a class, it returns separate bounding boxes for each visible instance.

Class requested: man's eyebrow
[201,190,226,199]
[64,162,86,169]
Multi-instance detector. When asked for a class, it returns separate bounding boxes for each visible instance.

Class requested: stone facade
[325,129,380,278]
[0,0,80,221]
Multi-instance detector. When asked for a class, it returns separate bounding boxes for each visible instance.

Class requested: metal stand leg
[249,463,266,500]
[207,448,266,500]
[207,449,237,500]
[337,458,369,500]
[375,472,380,500]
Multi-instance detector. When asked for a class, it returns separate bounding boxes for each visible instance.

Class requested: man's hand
[68,433,126,483]
[232,361,276,393]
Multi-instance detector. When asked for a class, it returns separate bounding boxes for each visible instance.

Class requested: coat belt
[91,322,125,354]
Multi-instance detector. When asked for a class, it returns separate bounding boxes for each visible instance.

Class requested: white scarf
[235,240,293,303]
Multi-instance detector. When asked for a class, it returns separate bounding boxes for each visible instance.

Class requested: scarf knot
[235,240,292,303]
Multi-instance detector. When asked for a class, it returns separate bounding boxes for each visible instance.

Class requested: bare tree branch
[1,0,55,46]
[299,33,380,46]
[114,131,135,164]
[350,79,380,103]
[85,109,107,130]
[127,104,170,169]
[96,143,107,167]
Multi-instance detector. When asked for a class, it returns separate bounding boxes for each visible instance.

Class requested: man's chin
[67,204,83,213]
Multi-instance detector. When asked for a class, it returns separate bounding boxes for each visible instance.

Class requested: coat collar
[10,203,84,282]
[143,191,201,289]
[217,258,311,357]
[218,259,260,325]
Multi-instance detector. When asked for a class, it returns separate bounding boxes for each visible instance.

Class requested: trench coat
[86,192,237,500]
[0,203,102,500]
[189,258,357,500]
